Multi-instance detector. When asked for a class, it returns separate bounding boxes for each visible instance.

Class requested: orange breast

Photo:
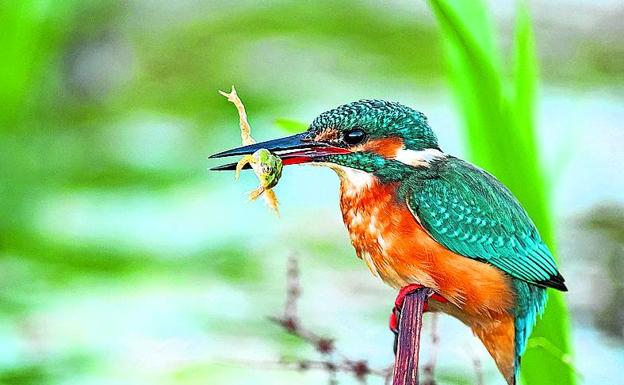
[340,177,515,314]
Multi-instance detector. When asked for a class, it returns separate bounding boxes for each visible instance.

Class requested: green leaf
[274,118,309,133]
[427,1,576,384]
[511,5,575,385]
[513,3,538,147]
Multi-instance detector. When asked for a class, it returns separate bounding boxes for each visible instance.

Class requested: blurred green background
[1,1,623,384]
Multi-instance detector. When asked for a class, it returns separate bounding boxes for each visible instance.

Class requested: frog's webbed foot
[248,187,265,201]
[235,155,256,180]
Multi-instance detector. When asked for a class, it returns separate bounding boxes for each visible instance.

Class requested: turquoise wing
[406,157,566,290]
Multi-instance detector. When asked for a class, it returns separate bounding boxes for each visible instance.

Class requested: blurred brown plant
[269,256,393,384]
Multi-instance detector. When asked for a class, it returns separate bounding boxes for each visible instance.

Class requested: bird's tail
[512,280,548,378]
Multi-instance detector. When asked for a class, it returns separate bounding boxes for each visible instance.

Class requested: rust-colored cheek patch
[313,128,341,142]
[357,137,404,158]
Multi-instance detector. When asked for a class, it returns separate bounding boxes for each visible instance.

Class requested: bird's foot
[389,284,447,334]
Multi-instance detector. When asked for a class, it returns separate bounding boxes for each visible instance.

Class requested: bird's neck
[326,146,445,185]
[332,166,378,198]
[329,147,448,237]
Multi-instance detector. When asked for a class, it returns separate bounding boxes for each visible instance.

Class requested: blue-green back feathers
[405,157,566,291]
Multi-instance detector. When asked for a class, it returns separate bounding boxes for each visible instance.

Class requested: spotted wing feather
[406,157,566,291]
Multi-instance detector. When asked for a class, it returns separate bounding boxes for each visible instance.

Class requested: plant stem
[392,288,433,385]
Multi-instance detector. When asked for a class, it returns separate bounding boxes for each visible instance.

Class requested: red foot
[389,284,447,333]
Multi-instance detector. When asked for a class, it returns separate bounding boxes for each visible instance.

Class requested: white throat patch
[394,148,446,167]
[325,164,375,197]
[336,166,374,189]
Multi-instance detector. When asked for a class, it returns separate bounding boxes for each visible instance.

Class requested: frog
[235,148,283,200]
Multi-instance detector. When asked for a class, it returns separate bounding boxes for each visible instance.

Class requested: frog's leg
[248,186,265,201]
[264,189,280,216]
[235,155,256,180]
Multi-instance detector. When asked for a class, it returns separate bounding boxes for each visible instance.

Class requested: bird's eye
[344,129,366,145]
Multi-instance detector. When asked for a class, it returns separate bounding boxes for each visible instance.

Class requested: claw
[394,284,447,310]
[389,284,447,335]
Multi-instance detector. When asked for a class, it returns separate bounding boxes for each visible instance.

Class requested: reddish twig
[269,256,336,357]
[212,358,389,379]
[269,255,393,384]
[472,355,484,385]
[213,256,445,384]
[385,366,395,385]
[284,256,300,319]
[392,288,434,385]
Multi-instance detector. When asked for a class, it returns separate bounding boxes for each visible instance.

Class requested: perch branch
[392,287,434,385]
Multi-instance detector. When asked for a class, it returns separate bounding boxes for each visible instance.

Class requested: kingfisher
[210,100,567,384]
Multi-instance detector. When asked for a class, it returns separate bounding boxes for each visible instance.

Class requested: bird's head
[211,100,443,181]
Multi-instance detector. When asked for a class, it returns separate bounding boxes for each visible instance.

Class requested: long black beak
[209,132,350,171]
